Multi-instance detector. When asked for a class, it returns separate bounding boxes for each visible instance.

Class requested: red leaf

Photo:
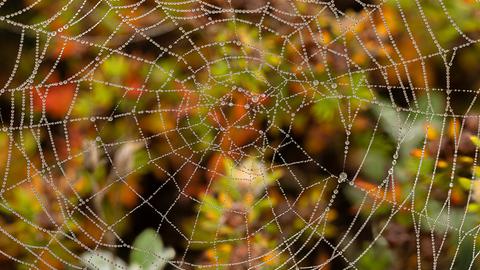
[32,83,75,118]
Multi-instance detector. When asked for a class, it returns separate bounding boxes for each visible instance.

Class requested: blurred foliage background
[1,0,480,269]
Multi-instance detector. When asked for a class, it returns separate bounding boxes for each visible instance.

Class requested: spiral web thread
[0,0,480,269]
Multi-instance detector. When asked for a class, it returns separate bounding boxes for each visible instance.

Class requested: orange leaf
[354,178,401,202]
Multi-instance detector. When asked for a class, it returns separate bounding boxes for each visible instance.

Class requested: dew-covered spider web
[1,0,480,269]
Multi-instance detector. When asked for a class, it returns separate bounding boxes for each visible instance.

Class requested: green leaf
[81,251,128,270]
[130,229,175,270]
[311,97,337,122]
[357,241,393,270]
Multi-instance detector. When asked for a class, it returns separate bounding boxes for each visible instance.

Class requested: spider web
[0,0,480,269]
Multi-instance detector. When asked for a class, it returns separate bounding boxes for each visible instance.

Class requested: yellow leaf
[458,177,472,190]
[471,136,480,147]
[437,160,448,168]
[426,124,438,140]
[468,203,480,212]
[459,156,474,164]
